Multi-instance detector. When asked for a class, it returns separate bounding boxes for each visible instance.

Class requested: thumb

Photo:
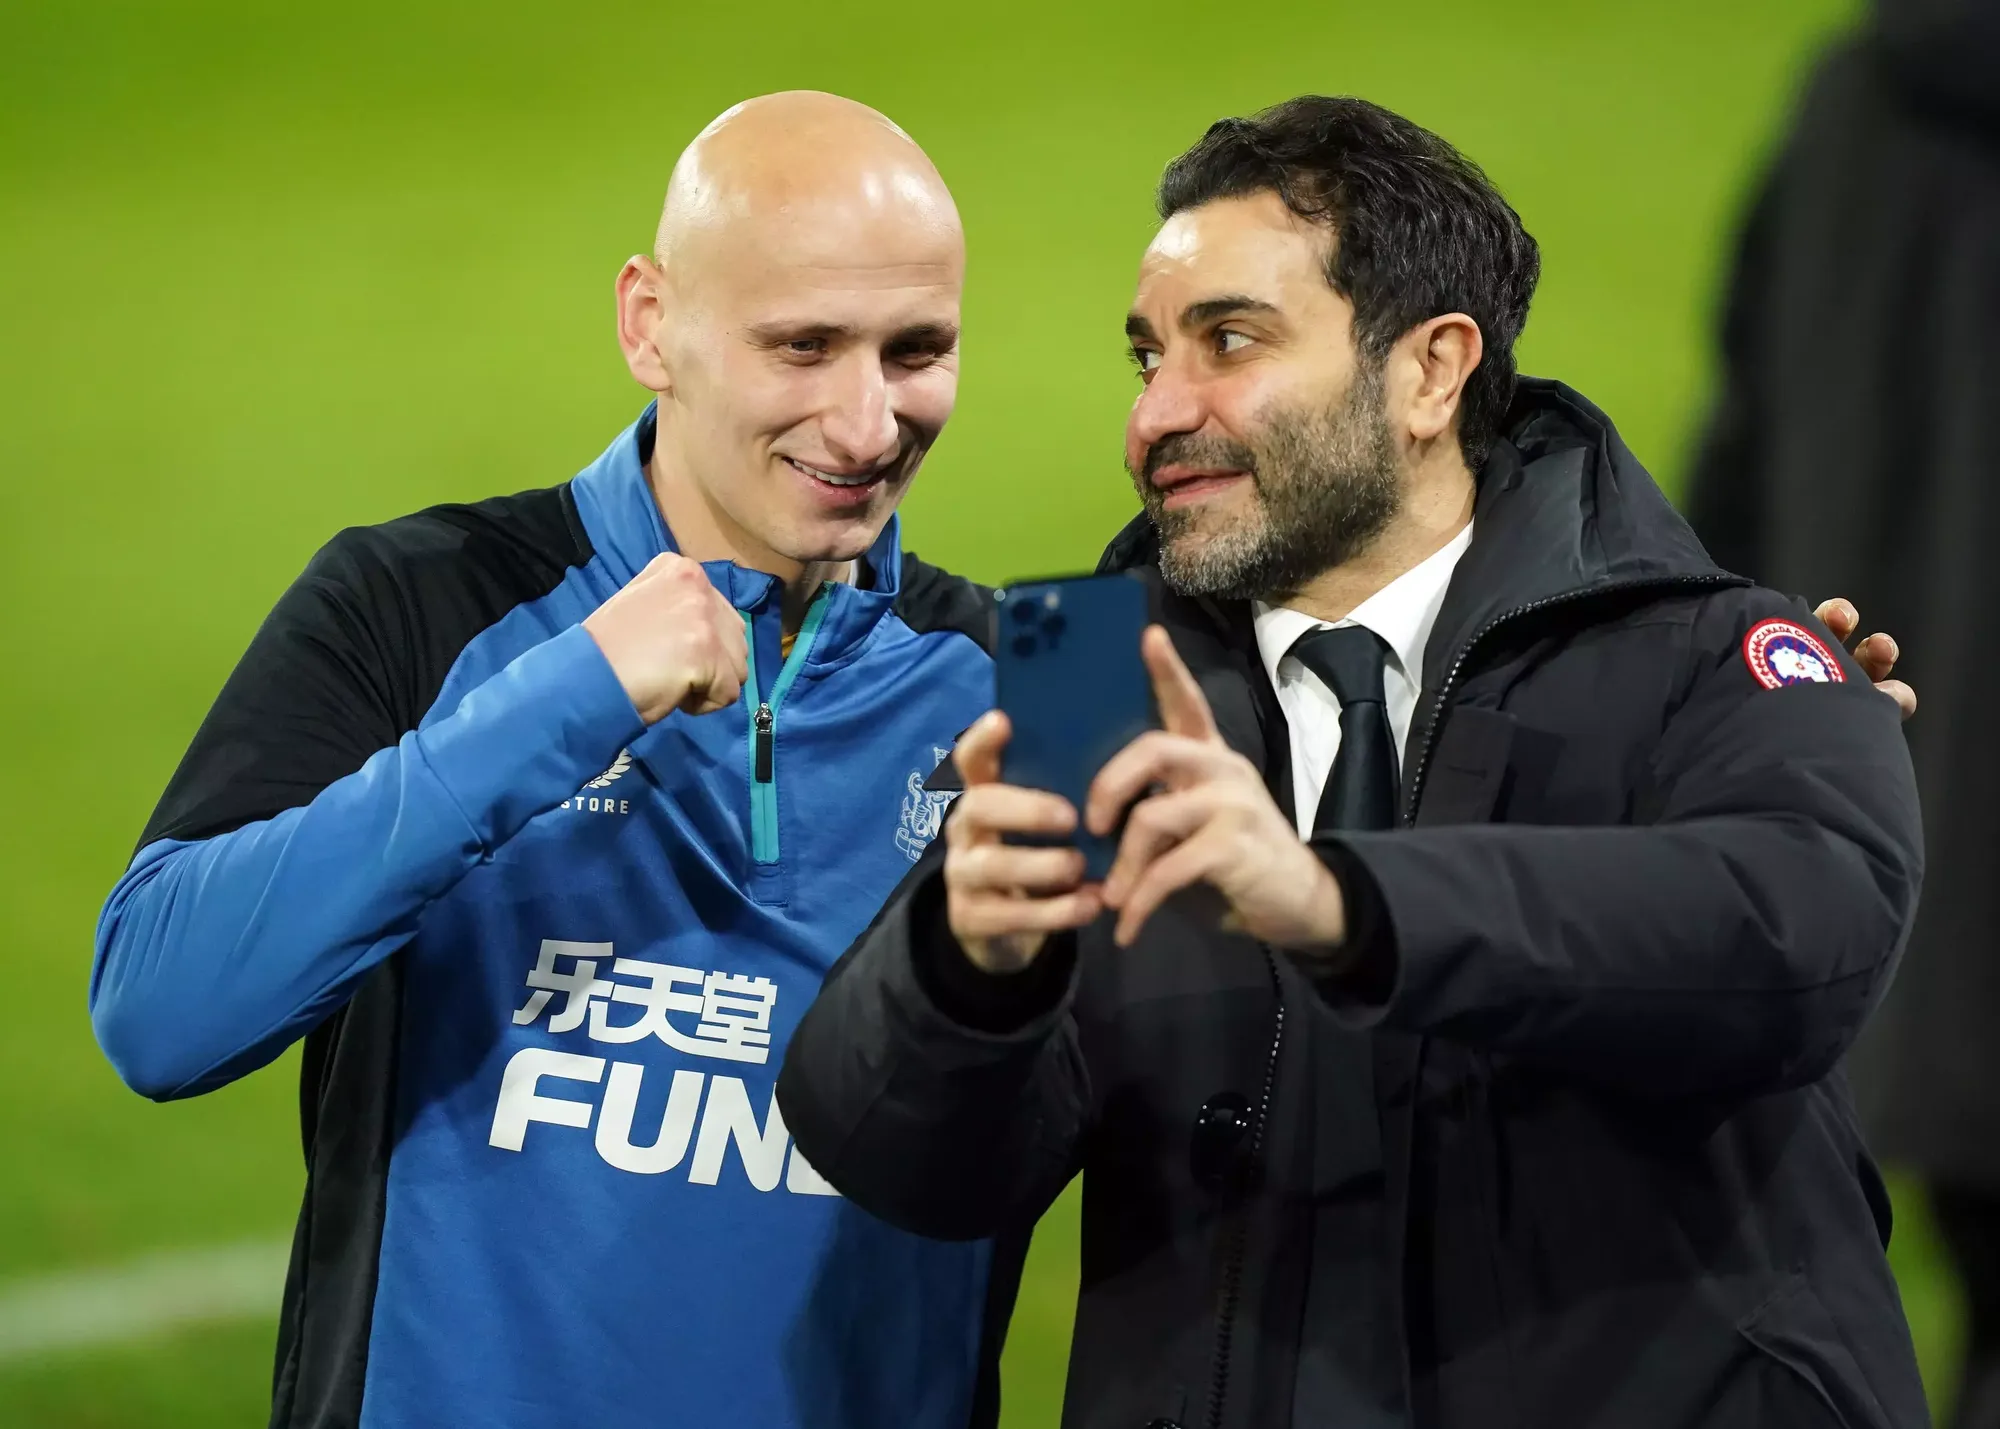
[952,711,1010,786]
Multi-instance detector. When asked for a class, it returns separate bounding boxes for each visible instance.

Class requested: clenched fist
[583,553,749,724]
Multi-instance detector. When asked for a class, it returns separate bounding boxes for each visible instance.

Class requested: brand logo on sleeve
[1743,620,1845,690]
[561,749,635,817]
[585,749,633,788]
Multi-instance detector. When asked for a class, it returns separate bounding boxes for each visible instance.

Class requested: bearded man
[780,96,1929,1429]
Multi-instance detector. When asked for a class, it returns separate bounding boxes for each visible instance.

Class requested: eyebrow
[888,321,960,348]
[1179,295,1279,330]
[743,319,960,348]
[1124,295,1279,345]
[745,320,854,345]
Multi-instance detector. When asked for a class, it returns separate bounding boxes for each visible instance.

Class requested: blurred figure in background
[1688,4,2000,1425]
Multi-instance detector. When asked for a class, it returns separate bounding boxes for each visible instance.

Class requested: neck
[647,438,858,635]
[1284,451,1475,624]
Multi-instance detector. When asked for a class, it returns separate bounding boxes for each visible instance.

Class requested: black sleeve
[1299,841,1397,1007]
[1304,588,1923,1104]
[140,486,591,847]
[93,485,612,1103]
[776,837,1089,1242]
[912,885,1080,1033]
[895,550,995,652]
[141,542,407,847]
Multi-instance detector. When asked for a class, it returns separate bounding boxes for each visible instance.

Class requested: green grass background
[0,0,1963,1423]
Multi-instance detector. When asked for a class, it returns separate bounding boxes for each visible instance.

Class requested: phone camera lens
[1010,599,1039,626]
[1011,633,1038,659]
[1040,613,1067,647]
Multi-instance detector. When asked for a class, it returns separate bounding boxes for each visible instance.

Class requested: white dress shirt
[1253,523,1474,838]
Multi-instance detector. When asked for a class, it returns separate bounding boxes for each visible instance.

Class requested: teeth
[790,457,876,487]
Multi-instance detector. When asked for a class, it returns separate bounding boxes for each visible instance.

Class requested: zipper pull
[754,703,774,782]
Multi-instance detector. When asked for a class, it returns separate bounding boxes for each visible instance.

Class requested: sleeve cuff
[414,623,648,850]
[1298,838,1399,1024]
[907,869,1080,1035]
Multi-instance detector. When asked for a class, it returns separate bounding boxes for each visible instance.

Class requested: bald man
[91,93,1003,1429]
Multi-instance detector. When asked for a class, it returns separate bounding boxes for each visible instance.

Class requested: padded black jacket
[779,379,1929,1429]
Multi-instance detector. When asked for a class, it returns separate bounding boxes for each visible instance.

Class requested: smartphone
[992,572,1158,881]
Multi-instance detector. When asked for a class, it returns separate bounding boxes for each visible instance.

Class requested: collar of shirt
[1251,522,1474,834]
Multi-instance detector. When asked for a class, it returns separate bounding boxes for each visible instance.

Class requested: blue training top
[92,407,999,1429]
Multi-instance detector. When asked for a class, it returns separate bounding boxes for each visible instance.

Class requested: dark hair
[1157,96,1540,468]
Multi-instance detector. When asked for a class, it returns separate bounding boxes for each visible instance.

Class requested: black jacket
[779,380,1929,1429]
[1688,6,2000,1188]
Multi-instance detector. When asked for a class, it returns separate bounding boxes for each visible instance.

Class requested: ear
[1393,313,1483,448]
[616,255,674,395]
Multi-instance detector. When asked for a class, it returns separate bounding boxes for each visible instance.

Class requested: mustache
[1139,432,1260,485]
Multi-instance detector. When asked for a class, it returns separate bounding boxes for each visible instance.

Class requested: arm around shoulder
[1301,588,1922,1103]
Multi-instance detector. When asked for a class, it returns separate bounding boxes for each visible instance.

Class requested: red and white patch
[1742,619,1845,690]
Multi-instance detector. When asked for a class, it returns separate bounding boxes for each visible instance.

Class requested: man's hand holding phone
[1091,627,1348,950]
[941,712,1105,973]
[944,626,1350,970]
[944,599,1917,974]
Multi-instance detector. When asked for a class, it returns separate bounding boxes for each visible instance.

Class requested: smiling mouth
[1151,468,1251,507]
[783,455,891,488]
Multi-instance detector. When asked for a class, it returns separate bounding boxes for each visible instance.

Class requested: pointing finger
[1142,626,1219,741]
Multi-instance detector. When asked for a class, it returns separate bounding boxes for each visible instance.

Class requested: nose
[819,354,901,472]
[1126,359,1209,476]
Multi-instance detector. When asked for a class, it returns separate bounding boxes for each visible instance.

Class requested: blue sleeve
[92,624,645,1100]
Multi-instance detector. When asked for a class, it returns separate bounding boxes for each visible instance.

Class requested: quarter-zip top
[361,412,999,1427]
[744,585,835,865]
[89,401,1003,1429]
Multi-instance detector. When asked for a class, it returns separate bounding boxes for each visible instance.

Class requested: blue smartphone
[992,572,1158,881]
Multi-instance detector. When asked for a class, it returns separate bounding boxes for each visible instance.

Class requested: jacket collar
[1097,377,1731,691]
[1417,378,1727,688]
[568,403,910,665]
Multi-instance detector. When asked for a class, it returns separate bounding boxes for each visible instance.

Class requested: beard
[1132,361,1400,603]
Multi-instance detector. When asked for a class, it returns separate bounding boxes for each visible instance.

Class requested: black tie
[1289,625,1400,833]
